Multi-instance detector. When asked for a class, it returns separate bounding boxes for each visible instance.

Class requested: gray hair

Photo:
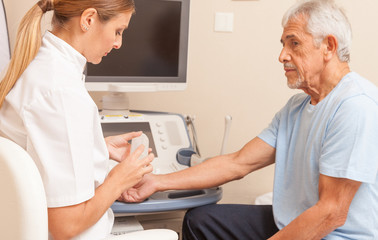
[282,0,352,62]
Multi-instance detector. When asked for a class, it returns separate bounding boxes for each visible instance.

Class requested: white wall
[4,0,378,204]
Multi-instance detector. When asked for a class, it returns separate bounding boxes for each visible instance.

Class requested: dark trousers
[182,204,279,240]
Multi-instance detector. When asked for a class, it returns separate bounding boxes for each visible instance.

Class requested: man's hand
[118,173,158,202]
[105,131,142,162]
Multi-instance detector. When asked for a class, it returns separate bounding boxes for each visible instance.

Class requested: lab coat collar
[42,31,87,77]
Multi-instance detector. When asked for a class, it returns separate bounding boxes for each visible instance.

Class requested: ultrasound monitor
[85,0,190,93]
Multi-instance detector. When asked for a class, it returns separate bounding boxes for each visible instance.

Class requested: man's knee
[183,205,213,229]
[182,204,218,240]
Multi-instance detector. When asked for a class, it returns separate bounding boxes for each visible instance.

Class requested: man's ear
[80,8,98,32]
[323,35,338,61]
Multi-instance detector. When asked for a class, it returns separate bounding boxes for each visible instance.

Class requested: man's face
[279,16,325,90]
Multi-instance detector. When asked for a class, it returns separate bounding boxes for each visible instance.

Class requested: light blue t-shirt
[259,72,378,239]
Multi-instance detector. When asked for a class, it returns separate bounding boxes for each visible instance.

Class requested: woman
[0,0,154,239]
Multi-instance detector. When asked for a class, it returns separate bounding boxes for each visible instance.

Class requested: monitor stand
[101,92,131,116]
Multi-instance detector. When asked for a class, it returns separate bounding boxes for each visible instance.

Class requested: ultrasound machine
[85,0,223,235]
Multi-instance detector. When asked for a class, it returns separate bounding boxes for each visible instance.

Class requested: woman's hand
[48,144,154,240]
[105,131,142,162]
[108,144,155,193]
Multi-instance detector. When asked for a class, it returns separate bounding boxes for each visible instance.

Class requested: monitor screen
[85,0,190,92]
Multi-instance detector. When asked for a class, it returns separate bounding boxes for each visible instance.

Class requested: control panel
[101,111,191,174]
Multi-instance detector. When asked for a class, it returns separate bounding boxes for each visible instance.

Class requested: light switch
[214,12,234,32]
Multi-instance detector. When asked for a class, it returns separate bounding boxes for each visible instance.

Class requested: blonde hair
[0,0,135,108]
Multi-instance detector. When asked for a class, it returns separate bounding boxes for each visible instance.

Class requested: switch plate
[214,12,234,32]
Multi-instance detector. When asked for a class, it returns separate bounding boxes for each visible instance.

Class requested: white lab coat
[0,31,113,239]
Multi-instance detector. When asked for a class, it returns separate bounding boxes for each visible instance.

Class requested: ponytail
[0,4,45,107]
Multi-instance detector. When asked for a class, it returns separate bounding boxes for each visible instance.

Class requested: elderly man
[123,0,378,239]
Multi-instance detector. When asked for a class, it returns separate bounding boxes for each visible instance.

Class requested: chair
[0,137,178,240]
[0,136,48,239]
[254,192,273,205]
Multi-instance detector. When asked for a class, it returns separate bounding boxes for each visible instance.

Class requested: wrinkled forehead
[283,13,309,32]
[280,16,312,43]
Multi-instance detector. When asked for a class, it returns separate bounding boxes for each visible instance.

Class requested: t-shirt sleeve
[319,95,378,184]
[258,111,280,149]
[23,89,97,207]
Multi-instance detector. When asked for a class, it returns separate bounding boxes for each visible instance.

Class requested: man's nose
[279,48,290,63]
